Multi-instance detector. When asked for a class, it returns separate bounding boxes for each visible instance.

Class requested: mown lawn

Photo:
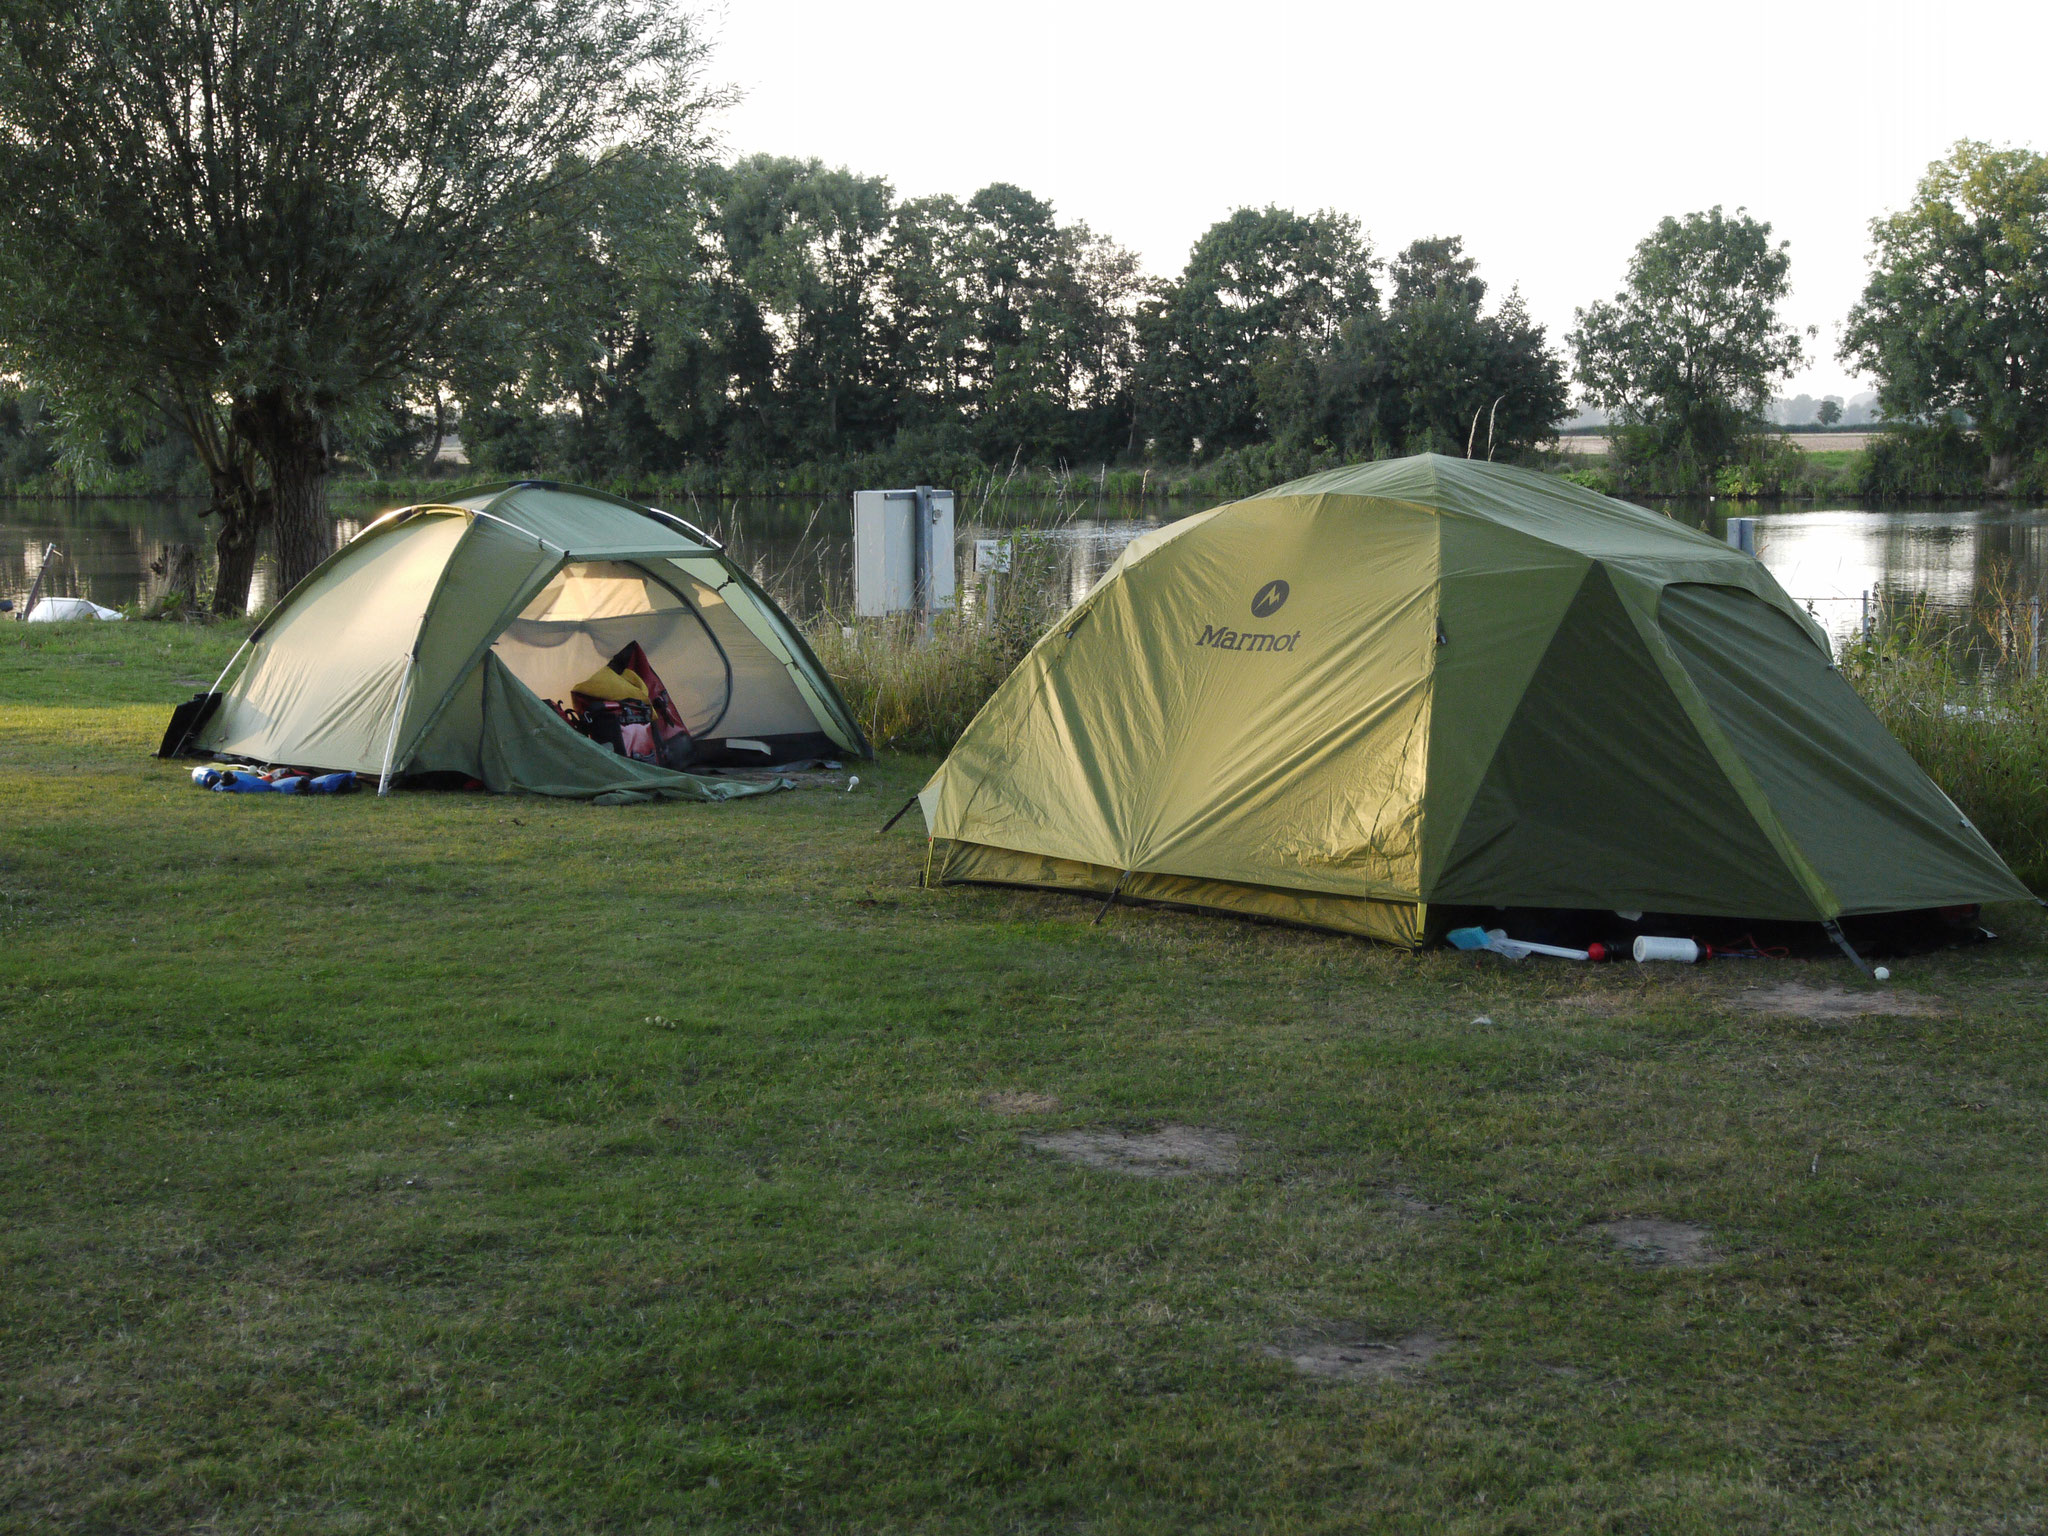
[3,621,2046,1534]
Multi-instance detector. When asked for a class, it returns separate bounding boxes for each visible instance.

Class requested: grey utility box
[853,486,955,619]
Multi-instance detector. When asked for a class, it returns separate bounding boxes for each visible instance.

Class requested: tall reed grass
[1840,576,2048,891]
[804,536,1086,754]
[329,442,1361,512]
[717,503,1096,755]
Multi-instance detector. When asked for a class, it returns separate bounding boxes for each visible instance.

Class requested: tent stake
[1093,869,1132,924]
[879,791,920,834]
[1822,919,1874,978]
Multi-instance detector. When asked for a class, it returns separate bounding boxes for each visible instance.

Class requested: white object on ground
[1447,925,1587,961]
[1633,936,1700,963]
[1513,937,1591,960]
[847,775,860,793]
[1482,929,1588,961]
[26,596,123,622]
[1874,966,1891,981]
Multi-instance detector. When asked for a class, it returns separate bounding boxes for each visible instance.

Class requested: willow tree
[0,0,718,593]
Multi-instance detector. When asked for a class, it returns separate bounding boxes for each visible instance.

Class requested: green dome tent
[173,482,868,799]
[917,455,2031,945]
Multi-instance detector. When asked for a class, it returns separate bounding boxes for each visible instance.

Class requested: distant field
[1557,433,1877,456]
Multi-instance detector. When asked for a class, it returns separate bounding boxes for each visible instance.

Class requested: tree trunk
[1987,450,2015,492]
[159,383,274,615]
[211,510,261,615]
[205,460,273,616]
[149,542,200,613]
[235,390,331,595]
[418,393,447,472]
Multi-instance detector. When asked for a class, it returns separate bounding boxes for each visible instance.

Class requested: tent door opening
[491,560,734,763]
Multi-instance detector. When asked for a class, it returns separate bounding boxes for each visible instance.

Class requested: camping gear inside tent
[916,454,2033,947]
[164,482,869,800]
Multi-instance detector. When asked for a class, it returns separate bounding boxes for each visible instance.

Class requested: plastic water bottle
[1632,936,1703,963]
[189,765,222,789]
[305,772,355,794]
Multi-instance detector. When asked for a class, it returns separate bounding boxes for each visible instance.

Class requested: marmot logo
[1251,580,1290,618]
[1197,625,1299,653]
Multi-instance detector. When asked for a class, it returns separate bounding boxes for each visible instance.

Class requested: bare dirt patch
[1263,1330,1446,1381]
[1730,983,1942,1019]
[1386,1187,1455,1220]
[983,1091,1061,1116]
[1024,1125,1239,1178]
[1553,990,1661,1017]
[1592,1218,1715,1268]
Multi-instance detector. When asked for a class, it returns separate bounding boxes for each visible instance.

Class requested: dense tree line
[451,156,1568,482]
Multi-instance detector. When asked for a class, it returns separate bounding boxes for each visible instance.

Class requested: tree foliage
[0,0,719,590]
[1136,208,1378,455]
[465,162,1153,478]
[464,202,1571,484]
[1569,208,1806,479]
[0,9,1580,552]
[1248,237,1568,461]
[1841,141,2048,483]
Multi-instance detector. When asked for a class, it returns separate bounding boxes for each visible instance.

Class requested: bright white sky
[707,0,2048,404]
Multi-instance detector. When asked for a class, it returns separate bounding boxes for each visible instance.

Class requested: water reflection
[942,516,1162,621]
[0,504,383,617]
[1738,506,2044,651]
[3,495,2043,649]
[0,502,208,614]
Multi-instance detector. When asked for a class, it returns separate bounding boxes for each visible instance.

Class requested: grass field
[4,621,2048,1534]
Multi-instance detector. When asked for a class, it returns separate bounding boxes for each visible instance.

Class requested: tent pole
[375,664,415,797]
[879,790,921,834]
[1093,869,1132,924]
[203,633,254,698]
[165,631,256,758]
[1822,919,1874,978]
[19,542,58,621]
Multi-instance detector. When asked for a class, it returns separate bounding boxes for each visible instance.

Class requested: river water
[3,493,2043,657]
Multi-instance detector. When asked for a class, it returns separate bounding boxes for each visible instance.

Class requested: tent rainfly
[172,482,869,799]
[917,454,2033,945]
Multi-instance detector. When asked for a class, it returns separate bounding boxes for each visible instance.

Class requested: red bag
[607,642,693,767]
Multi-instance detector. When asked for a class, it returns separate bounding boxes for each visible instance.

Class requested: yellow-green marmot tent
[917,455,2031,945]
[180,482,868,798]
